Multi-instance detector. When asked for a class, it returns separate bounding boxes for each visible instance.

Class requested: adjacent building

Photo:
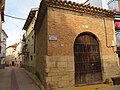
[5,43,20,66]
[0,30,7,68]
[16,41,23,67]
[22,8,38,73]
[0,0,5,69]
[108,0,119,11]
[20,33,26,66]
[33,0,120,89]
[0,0,5,33]
[84,0,102,8]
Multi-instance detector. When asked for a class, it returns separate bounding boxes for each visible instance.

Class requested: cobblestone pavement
[0,67,40,90]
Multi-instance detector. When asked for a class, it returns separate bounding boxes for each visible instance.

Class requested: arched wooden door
[74,33,102,85]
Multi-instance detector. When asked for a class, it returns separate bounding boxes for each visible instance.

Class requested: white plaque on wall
[49,34,58,41]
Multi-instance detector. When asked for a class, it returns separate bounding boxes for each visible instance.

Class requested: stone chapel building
[34,0,120,89]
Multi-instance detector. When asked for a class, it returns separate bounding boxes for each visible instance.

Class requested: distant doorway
[12,61,15,66]
[74,33,102,85]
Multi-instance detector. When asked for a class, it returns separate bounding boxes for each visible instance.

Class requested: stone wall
[46,56,74,89]
[102,54,120,80]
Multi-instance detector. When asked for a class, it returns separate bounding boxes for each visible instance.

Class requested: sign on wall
[49,34,58,41]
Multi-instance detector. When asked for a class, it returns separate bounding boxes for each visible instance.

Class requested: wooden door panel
[74,34,102,85]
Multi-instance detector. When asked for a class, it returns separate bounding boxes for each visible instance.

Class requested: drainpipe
[103,17,113,48]
[118,0,120,12]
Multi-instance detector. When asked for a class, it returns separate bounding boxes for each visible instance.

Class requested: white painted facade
[0,30,8,65]
[16,41,23,66]
[5,41,23,67]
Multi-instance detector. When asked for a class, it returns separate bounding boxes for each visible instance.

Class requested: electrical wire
[4,14,26,20]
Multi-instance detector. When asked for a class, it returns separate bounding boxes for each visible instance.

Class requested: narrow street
[0,67,120,90]
[0,67,40,90]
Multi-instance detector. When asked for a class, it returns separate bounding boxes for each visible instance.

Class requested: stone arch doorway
[74,33,102,85]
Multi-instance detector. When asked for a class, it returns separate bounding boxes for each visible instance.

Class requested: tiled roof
[7,43,18,49]
[42,0,116,17]
[34,0,116,32]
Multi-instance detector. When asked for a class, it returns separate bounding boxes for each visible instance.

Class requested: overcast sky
[2,0,110,47]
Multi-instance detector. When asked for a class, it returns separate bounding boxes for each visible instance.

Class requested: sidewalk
[98,85,120,90]
[23,67,45,90]
[14,67,40,90]
[23,68,120,90]
[54,85,120,90]
[13,68,120,90]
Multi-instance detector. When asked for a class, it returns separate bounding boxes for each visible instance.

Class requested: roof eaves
[22,8,39,30]
[2,29,8,38]
[34,0,116,33]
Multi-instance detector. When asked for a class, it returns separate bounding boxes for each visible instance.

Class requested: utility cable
[4,14,26,20]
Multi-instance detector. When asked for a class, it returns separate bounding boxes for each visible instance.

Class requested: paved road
[0,67,11,90]
[0,67,40,90]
